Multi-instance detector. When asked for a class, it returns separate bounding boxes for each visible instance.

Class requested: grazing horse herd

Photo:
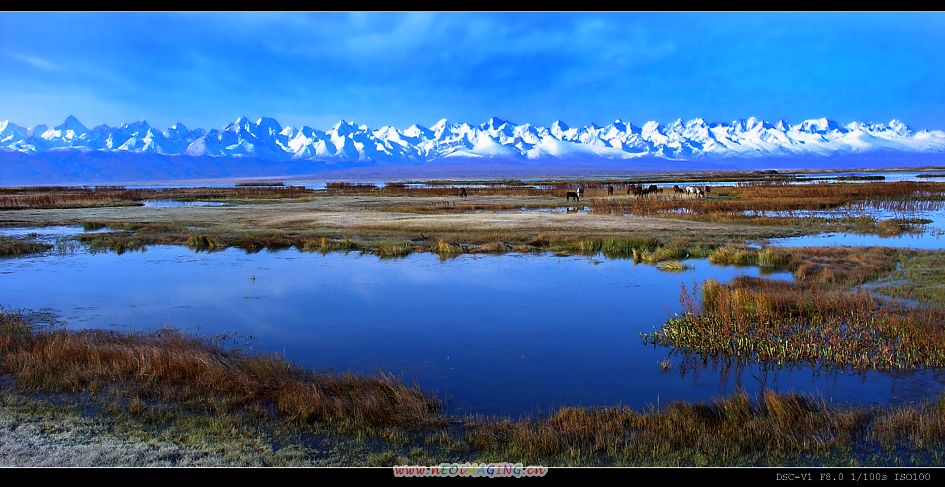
[450,182,710,201]
[563,183,710,201]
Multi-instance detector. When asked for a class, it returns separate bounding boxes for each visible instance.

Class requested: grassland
[4,180,937,260]
[0,191,803,260]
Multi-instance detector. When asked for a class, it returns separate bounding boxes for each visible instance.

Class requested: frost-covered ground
[0,394,371,467]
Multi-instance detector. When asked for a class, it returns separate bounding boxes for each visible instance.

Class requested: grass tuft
[0,237,52,257]
[658,261,689,272]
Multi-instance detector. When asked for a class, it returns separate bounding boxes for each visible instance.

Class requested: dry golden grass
[466,391,868,465]
[0,237,52,257]
[0,186,315,210]
[646,276,945,369]
[710,246,898,287]
[0,311,438,429]
[591,182,945,232]
[4,308,945,465]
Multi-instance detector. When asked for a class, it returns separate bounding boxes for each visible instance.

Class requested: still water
[2,237,944,416]
[118,170,945,191]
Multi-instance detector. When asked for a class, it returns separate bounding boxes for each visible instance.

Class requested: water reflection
[2,243,943,416]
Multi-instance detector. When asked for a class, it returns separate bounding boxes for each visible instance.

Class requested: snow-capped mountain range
[2,115,944,163]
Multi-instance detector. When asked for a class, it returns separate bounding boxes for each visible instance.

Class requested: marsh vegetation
[3,169,945,465]
[3,309,945,466]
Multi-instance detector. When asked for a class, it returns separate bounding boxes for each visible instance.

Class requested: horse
[673,185,684,194]
[566,191,580,202]
[703,186,711,195]
[627,184,639,195]
[576,187,585,199]
[607,185,614,196]
[458,187,468,197]
[648,185,661,194]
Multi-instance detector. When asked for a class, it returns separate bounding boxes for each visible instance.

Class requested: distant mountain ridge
[2,115,944,163]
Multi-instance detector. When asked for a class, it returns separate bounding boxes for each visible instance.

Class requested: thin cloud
[4,51,59,72]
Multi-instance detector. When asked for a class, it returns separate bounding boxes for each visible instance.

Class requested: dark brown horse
[458,187,468,197]
[607,185,614,196]
[566,191,580,202]
[673,184,684,194]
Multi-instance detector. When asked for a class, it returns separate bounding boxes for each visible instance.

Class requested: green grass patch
[872,250,945,308]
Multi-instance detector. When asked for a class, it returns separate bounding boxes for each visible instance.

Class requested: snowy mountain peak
[642,121,660,133]
[798,117,841,133]
[483,117,510,132]
[2,116,943,162]
[58,115,88,132]
[51,115,89,136]
[255,117,283,136]
[888,119,912,136]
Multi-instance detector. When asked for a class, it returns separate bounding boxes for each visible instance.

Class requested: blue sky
[2,12,944,130]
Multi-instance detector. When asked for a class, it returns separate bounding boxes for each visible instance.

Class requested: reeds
[374,241,415,258]
[643,277,945,369]
[0,185,314,210]
[0,237,52,257]
[186,235,225,252]
[81,222,107,231]
[76,232,148,254]
[295,236,358,254]
[709,246,896,286]
[465,390,872,465]
[0,311,439,429]
[709,246,758,266]
[435,239,463,257]
[4,307,945,465]
[658,261,689,272]
[590,181,945,235]
[549,237,662,259]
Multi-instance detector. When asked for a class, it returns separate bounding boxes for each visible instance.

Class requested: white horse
[685,185,705,197]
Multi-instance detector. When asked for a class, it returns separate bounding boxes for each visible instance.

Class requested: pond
[0,225,112,247]
[755,203,945,250]
[769,231,945,250]
[3,242,944,417]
